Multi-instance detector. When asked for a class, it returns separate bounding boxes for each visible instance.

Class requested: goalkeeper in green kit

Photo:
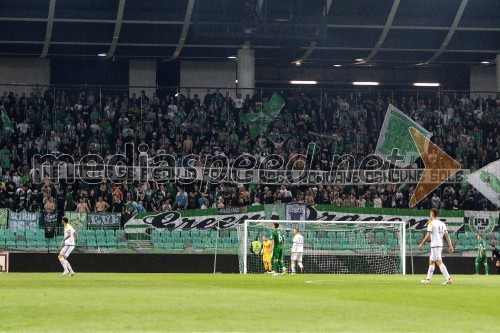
[475,234,489,275]
[271,222,286,276]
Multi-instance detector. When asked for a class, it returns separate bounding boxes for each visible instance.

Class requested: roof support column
[237,47,255,99]
[497,54,500,92]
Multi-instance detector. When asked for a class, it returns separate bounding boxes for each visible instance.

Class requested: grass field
[0,273,498,332]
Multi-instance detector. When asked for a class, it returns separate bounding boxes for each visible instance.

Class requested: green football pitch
[0,273,498,332]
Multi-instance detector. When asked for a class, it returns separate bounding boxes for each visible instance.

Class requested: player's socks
[298,262,303,272]
[426,264,435,281]
[438,264,451,281]
[485,264,489,275]
[291,261,296,273]
[65,260,75,274]
[58,256,68,273]
[273,261,279,272]
[475,264,479,274]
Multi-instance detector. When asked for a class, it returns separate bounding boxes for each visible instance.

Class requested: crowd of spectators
[0,86,498,219]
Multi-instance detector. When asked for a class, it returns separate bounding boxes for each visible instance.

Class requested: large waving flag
[242,92,285,139]
[376,104,431,167]
[0,105,14,136]
[466,160,500,207]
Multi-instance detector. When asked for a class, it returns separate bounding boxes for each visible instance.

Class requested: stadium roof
[0,0,499,67]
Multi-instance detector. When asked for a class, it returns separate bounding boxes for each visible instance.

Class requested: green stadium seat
[17,239,28,249]
[85,230,96,239]
[48,238,59,250]
[116,230,127,248]
[193,241,204,249]
[6,238,16,248]
[160,230,170,240]
[152,238,162,248]
[105,229,115,237]
[87,239,97,249]
[36,240,47,249]
[173,242,184,249]
[106,237,117,248]
[162,241,174,249]
[36,232,46,242]
[96,236,107,248]
[190,230,201,238]
[95,229,106,238]
[152,230,161,241]
[25,229,36,240]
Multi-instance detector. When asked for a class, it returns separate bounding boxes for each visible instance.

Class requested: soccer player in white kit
[291,228,304,274]
[59,217,77,276]
[418,208,454,284]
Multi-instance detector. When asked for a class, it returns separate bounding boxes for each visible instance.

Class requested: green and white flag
[242,92,285,139]
[0,208,8,228]
[0,105,14,136]
[64,211,88,230]
[376,104,431,167]
[465,160,500,207]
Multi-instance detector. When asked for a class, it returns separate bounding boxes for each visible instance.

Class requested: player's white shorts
[429,247,443,261]
[291,252,303,262]
[59,245,74,258]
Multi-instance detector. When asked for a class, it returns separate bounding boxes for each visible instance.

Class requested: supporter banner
[36,163,470,185]
[124,204,469,235]
[376,103,431,167]
[218,207,246,215]
[464,210,499,234]
[88,213,121,228]
[265,204,284,220]
[0,209,8,228]
[64,211,88,230]
[43,212,58,228]
[8,211,40,230]
[285,203,307,221]
[465,160,500,207]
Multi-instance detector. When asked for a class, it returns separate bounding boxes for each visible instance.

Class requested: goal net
[237,220,406,274]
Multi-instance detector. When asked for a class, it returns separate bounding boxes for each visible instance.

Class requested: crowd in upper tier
[0,87,498,217]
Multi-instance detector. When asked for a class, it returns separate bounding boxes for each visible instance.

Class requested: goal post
[238,220,406,275]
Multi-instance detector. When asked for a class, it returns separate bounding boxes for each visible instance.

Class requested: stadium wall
[180,61,237,97]
[8,253,493,275]
[129,59,157,97]
[0,58,50,94]
[470,65,497,99]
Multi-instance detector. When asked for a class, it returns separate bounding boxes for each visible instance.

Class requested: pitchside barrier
[0,206,498,259]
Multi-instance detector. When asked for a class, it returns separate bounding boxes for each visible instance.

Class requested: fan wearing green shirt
[271,222,286,276]
[475,234,489,275]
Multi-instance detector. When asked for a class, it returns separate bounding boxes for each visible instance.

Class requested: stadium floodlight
[413,82,440,87]
[290,80,317,85]
[239,220,406,275]
[333,64,342,67]
[97,53,107,57]
[480,61,489,64]
[352,81,379,86]
[228,56,237,59]
[355,58,364,61]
